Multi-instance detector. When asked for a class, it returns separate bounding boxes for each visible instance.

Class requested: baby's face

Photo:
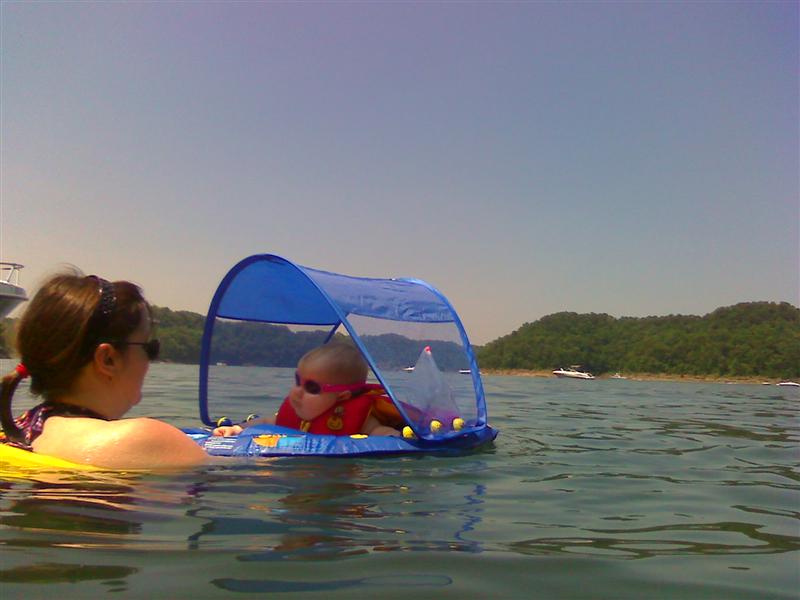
[288,362,344,421]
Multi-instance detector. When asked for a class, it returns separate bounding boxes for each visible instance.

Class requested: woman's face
[112,305,153,416]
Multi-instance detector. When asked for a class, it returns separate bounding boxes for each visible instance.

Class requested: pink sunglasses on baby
[294,371,382,396]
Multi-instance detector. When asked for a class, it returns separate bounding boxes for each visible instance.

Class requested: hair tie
[15,364,30,379]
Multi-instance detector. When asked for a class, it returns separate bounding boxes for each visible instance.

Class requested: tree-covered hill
[1,307,466,370]
[476,302,799,378]
[152,307,467,370]
[3,301,797,378]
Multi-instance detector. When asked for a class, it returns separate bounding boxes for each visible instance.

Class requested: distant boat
[0,263,28,319]
[459,369,471,375]
[610,372,627,380]
[776,381,799,387]
[402,366,415,372]
[553,366,595,380]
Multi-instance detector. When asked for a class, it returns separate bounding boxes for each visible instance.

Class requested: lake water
[1,361,798,598]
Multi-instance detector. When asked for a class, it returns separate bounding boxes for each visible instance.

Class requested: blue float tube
[194,254,498,457]
[184,423,497,458]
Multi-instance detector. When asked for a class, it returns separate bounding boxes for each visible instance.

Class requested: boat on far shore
[776,381,799,387]
[553,366,595,380]
[0,262,27,318]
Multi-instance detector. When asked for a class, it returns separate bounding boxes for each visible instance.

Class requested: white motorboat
[0,263,27,319]
[776,381,799,387]
[402,366,415,372]
[459,369,471,375]
[553,366,595,380]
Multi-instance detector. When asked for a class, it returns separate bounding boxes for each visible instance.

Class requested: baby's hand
[212,424,243,437]
[368,424,402,437]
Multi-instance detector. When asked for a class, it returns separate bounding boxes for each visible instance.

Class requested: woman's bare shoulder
[34,416,208,469]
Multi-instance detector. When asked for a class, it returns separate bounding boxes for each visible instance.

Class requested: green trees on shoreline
[147,307,467,370]
[476,302,799,378]
[2,301,798,379]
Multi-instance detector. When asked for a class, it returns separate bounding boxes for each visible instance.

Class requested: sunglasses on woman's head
[82,276,117,357]
[118,339,160,361]
[294,371,379,395]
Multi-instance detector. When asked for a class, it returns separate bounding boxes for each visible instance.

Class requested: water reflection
[211,573,452,593]
[0,563,137,586]
[0,472,207,591]
[0,478,144,541]
[0,477,144,590]
[187,459,489,562]
[508,518,800,559]
[182,459,489,592]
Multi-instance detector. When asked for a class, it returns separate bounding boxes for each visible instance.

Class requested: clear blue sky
[1,2,797,344]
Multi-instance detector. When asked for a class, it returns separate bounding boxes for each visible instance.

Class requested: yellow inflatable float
[0,439,99,473]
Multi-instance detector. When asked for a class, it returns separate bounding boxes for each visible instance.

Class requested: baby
[213,343,400,437]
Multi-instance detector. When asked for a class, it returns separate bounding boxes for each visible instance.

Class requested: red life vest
[275,393,376,435]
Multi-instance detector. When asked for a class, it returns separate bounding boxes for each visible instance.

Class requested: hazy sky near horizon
[1,2,797,344]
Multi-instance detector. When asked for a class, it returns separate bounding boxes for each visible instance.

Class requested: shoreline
[480,368,792,385]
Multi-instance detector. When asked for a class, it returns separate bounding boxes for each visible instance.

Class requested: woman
[0,272,207,469]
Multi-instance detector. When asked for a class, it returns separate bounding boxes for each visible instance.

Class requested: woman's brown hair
[1,272,149,442]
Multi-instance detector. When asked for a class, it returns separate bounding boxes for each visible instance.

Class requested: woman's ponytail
[0,365,27,443]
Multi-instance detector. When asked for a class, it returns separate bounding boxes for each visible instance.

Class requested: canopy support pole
[323,322,341,344]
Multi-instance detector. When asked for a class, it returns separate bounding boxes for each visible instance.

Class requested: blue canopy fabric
[215,255,457,324]
[199,254,488,442]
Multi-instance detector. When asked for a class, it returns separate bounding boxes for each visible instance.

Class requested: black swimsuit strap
[2,401,111,451]
[44,402,111,421]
